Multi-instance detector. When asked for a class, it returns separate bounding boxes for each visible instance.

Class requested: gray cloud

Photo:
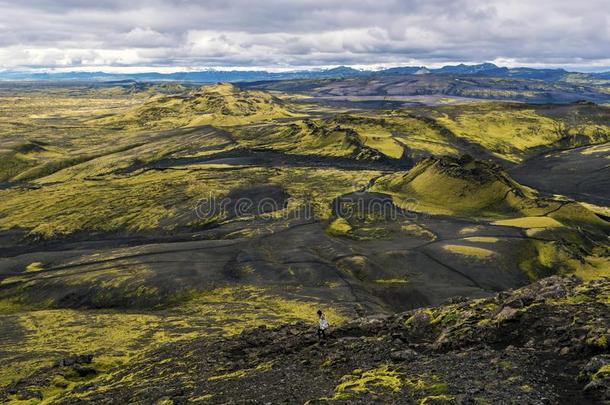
[0,0,608,70]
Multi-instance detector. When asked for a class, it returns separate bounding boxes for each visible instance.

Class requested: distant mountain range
[1,63,609,82]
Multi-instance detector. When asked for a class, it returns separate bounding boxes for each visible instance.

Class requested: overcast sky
[0,0,609,72]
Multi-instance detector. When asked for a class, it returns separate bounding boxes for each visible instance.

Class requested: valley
[0,79,608,404]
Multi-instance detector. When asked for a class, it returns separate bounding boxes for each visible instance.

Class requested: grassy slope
[431,103,610,163]
[0,285,349,388]
[371,156,609,247]
[95,83,298,130]
[369,155,609,282]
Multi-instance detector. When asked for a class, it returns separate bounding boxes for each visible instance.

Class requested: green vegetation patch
[96,83,298,130]
[208,361,273,381]
[0,285,348,389]
[593,365,610,381]
[443,245,495,259]
[374,278,409,284]
[320,365,450,402]
[372,157,530,217]
[326,218,353,237]
[435,103,610,162]
[323,364,403,401]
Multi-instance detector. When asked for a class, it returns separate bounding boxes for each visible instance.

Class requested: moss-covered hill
[2,276,608,404]
[0,82,609,403]
[96,83,297,129]
[372,156,608,229]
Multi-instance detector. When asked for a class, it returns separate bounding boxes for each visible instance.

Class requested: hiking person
[317,310,329,340]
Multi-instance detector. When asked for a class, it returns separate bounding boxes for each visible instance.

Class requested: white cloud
[0,0,608,70]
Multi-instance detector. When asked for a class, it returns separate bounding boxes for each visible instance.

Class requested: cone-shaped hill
[372,155,609,230]
[97,83,296,129]
[232,117,402,163]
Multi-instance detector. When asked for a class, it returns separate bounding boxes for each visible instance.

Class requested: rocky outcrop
[2,276,609,404]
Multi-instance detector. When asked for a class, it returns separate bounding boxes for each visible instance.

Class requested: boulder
[389,348,418,362]
[495,306,519,322]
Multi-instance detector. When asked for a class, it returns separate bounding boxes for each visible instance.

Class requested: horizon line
[1,62,610,75]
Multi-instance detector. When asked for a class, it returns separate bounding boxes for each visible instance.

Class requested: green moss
[25,262,44,273]
[405,308,435,327]
[13,154,98,182]
[477,319,492,326]
[566,295,591,305]
[337,113,460,158]
[432,311,461,326]
[1,161,383,238]
[97,83,298,130]
[372,159,516,217]
[189,395,214,402]
[491,217,563,229]
[434,105,608,163]
[548,202,610,229]
[320,359,335,368]
[178,286,348,335]
[404,375,449,395]
[573,255,610,281]
[586,335,608,349]
[498,360,514,370]
[373,278,409,284]
[28,355,129,403]
[0,151,38,181]
[324,364,403,400]
[0,297,27,314]
[464,236,499,243]
[326,218,352,237]
[418,395,455,404]
[518,240,570,281]
[593,364,610,380]
[443,245,494,259]
[598,290,610,305]
[0,285,348,390]
[400,223,436,240]
[208,361,273,381]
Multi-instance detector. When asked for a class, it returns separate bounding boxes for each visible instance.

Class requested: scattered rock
[583,379,610,401]
[389,349,418,362]
[495,306,519,322]
[580,355,610,381]
[16,389,43,401]
[2,276,608,404]
[55,354,94,367]
[504,294,535,309]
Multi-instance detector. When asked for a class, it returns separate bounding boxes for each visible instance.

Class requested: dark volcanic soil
[3,276,609,404]
[510,142,610,206]
[0,213,539,314]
